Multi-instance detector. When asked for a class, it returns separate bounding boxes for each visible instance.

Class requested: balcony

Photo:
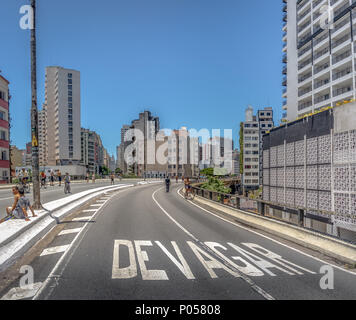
[0,98,8,110]
[333,85,353,97]
[332,67,352,81]
[332,50,351,64]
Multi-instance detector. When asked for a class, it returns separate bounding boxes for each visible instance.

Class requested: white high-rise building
[44,66,81,165]
[282,0,356,122]
[38,107,47,166]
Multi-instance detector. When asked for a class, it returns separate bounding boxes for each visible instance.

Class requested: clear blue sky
[0,0,283,156]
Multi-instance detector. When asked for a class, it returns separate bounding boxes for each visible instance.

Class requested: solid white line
[152,187,275,301]
[72,216,92,222]
[58,228,82,236]
[40,245,70,257]
[176,188,356,276]
[83,209,97,213]
[32,185,135,300]
[90,204,102,207]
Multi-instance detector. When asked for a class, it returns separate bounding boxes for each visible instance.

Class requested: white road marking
[155,241,195,280]
[32,187,134,300]
[83,209,97,213]
[40,245,70,257]
[96,200,106,203]
[203,242,264,277]
[112,240,138,279]
[1,283,43,300]
[90,204,102,207]
[58,228,82,236]
[135,241,169,280]
[187,241,241,279]
[72,216,92,222]
[176,187,356,276]
[152,187,275,300]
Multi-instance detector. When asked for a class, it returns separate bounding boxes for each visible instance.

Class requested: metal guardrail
[190,183,335,229]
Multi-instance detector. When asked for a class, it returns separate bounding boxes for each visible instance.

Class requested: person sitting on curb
[0,187,37,223]
[17,188,37,220]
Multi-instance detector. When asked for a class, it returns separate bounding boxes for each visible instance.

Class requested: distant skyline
[1,0,283,156]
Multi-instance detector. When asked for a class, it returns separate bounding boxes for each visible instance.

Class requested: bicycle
[183,186,195,200]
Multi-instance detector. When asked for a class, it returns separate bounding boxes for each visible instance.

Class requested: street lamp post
[30,0,42,209]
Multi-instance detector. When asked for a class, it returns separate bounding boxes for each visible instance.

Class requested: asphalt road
[0,179,141,220]
[1,183,356,300]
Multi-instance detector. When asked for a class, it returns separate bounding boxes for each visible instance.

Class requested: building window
[68,91,72,97]
[0,111,5,121]
[68,73,72,78]
[68,85,72,90]
[0,131,6,141]
[1,151,7,160]
[68,103,73,108]
[68,79,72,84]
[0,91,6,101]
[68,97,72,102]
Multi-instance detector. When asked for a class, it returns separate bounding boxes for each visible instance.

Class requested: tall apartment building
[200,136,234,174]
[257,107,274,181]
[283,0,356,122]
[81,128,105,174]
[167,127,200,178]
[38,108,47,166]
[119,111,160,177]
[0,75,10,183]
[242,106,260,190]
[44,66,81,166]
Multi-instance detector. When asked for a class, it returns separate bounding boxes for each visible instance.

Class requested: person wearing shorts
[1,187,36,223]
[57,171,62,187]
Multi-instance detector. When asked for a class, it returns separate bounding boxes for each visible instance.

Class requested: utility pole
[30,0,42,209]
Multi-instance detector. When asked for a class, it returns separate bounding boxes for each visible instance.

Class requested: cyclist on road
[165,177,171,193]
[40,171,47,189]
[184,177,192,199]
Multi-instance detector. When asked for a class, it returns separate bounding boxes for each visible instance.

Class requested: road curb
[0,184,134,272]
[191,194,356,266]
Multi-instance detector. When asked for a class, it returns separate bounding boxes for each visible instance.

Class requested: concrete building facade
[283,0,356,122]
[263,101,356,242]
[44,66,81,166]
[0,75,10,183]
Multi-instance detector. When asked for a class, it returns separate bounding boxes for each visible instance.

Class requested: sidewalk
[192,195,356,266]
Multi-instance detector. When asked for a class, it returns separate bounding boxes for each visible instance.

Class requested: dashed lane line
[58,228,82,236]
[40,245,70,257]
[72,216,93,222]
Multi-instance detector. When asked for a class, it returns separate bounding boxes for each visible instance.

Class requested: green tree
[200,168,214,177]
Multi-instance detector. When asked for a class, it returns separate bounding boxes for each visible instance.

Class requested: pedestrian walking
[57,170,62,187]
[50,170,55,186]
[110,173,115,185]
[64,173,71,194]
[92,173,96,183]
[86,172,90,183]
